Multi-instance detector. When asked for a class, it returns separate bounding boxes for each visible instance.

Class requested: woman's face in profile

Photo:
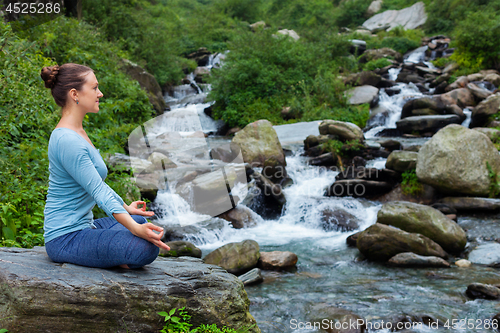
[77,71,104,113]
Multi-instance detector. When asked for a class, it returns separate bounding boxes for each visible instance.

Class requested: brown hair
[40,63,93,108]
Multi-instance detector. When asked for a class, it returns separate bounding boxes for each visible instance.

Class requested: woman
[41,63,170,269]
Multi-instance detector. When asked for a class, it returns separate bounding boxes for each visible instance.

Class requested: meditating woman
[41,63,170,269]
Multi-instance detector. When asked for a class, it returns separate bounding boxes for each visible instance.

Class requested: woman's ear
[69,88,78,102]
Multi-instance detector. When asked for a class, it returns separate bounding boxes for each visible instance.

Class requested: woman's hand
[131,222,170,251]
[124,201,154,217]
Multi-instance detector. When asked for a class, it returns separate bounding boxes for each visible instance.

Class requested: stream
[152,48,500,333]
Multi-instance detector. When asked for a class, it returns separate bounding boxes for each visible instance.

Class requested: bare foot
[119,264,130,269]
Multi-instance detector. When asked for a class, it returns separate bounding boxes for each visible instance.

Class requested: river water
[154,50,500,333]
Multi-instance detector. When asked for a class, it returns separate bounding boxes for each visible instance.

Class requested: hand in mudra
[132,222,171,251]
[125,201,154,217]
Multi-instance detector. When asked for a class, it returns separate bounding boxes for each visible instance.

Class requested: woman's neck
[57,107,85,131]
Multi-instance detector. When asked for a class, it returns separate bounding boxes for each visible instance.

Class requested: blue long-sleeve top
[43,127,128,243]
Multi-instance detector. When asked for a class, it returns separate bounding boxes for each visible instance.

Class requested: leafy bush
[364,27,423,54]
[208,29,361,128]
[451,11,500,71]
[335,0,372,28]
[401,170,424,196]
[363,58,392,71]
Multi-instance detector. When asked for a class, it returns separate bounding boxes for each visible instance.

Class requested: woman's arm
[112,212,170,250]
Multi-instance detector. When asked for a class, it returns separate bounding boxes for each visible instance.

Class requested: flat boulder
[362,2,427,31]
[359,48,403,63]
[416,124,500,196]
[344,85,379,105]
[377,201,466,254]
[466,283,500,300]
[396,115,462,133]
[0,247,259,333]
[385,150,418,172]
[356,223,448,261]
[387,252,450,268]
[468,242,500,267]
[438,197,500,212]
[318,120,364,141]
[160,240,202,258]
[344,71,382,87]
[203,239,260,275]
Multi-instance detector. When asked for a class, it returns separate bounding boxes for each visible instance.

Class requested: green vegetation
[322,139,364,157]
[364,26,424,54]
[487,162,500,198]
[363,58,392,71]
[401,170,424,196]
[158,307,254,333]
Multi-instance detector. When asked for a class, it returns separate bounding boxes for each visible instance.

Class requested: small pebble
[455,259,471,267]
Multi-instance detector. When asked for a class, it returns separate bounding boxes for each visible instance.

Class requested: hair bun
[41,65,60,89]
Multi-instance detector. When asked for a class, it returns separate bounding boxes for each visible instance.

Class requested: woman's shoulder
[49,128,87,150]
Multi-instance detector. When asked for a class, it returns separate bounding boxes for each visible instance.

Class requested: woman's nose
[98,89,103,98]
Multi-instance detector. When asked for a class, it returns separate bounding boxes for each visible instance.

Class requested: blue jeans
[45,215,159,269]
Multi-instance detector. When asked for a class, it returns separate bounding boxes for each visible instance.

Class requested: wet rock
[387,252,450,268]
[161,218,227,242]
[468,82,493,100]
[362,2,427,31]
[377,201,466,254]
[187,47,211,66]
[385,87,401,96]
[470,93,500,128]
[385,150,418,172]
[346,232,361,247]
[396,115,462,134]
[304,134,335,150]
[359,48,403,63]
[374,183,437,205]
[455,259,471,267]
[344,71,381,87]
[430,203,457,215]
[416,124,500,196]
[320,209,360,232]
[232,119,287,183]
[249,171,287,209]
[309,152,338,167]
[0,247,259,333]
[403,144,421,152]
[344,85,379,105]
[238,268,263,286]
[203,240,260,275]
[319,120,365,141]
[439,88,475,108]
[438,197,500,212]
[120,58,166,114]
[473,127,500,143]
[217,205,258,229]
[484,73,500,86]
[356,223,448,261]
[380,139,402,151]
[147,151,176,169]
[258,251,298,271]
[466,283,500,300]
[326,179,393,198]
[445,76,468,92]
[377,78,397,88]
[308,304,366,333]
[468,242,500,267]
[350,39,367,55]
[335,167,400,183]
[160,240,202,258]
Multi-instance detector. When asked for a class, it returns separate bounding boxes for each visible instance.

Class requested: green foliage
[487,162,500,198]
[0,329,8,333]
[364,27,423,54]
[322,139,364,157]
[159,307,193,333]
[363,58,392,71]
[335,0,372,28]
[209,28,358,128]
[401,170,424,196]
[451,11,500,71]
[431,57,453,69]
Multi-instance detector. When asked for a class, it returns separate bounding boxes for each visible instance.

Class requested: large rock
[276,29,300,41]
[160,240,202,258]
[396,115,462,134]
[466,283,500,300]
[438,197,500,212]
[377,201,466,254]
[232,120,287,183]
[387,252,450,268]
[468,242,500,267]
[416,124,500,196]
[0,247,260,333]
[470,93,500,128]
[385,150,418,172]
[120,59,166,114]
[217,205,258,229]
[343,71,381,87]
[366,0,383,17]
[473,127,500,143]
[258,251,298,271]
[468,82,493,100]
[356,223,447,261]
[362,2,427,31]
[320,208,360,232]
[203,240,260,275]
[359,48,403,63]
[344,85,379,105]
[318,120,364,141]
